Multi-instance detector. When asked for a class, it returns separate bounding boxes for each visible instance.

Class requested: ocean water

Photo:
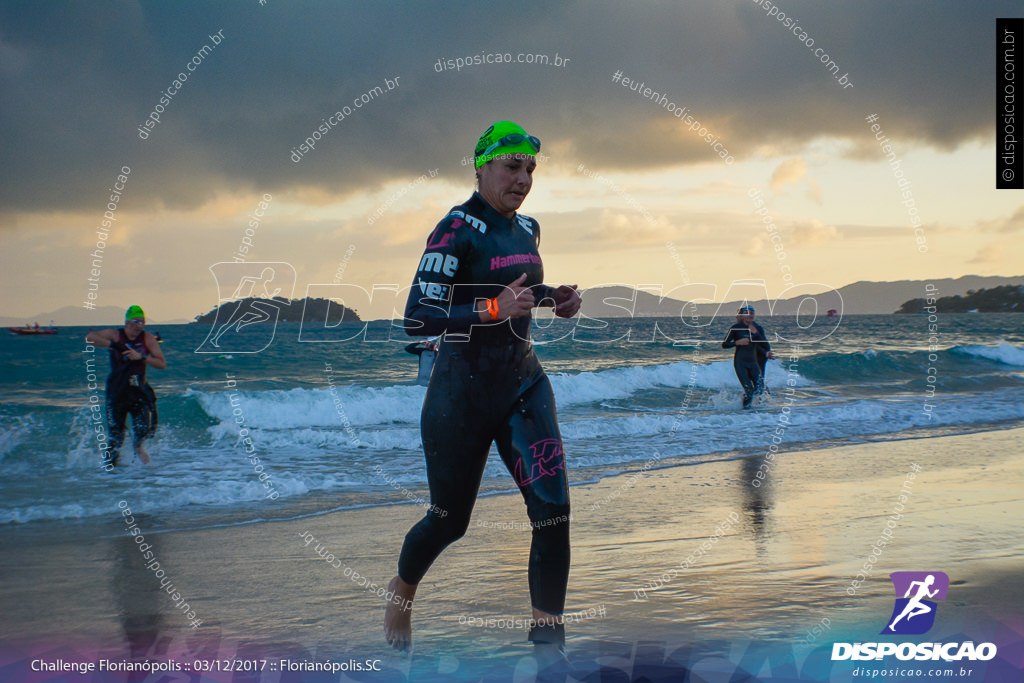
[1,314,1022,530]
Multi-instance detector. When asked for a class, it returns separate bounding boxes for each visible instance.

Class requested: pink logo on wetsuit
[491,253,542,270]
[427,225,457,249]
[513,438,565,486]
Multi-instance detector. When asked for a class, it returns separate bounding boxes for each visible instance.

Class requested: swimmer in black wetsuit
[722,305,774,408]
[384,121,581,652]
[86,306,166,467]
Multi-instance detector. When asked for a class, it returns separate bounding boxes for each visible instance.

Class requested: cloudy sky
[2,0,1021,322]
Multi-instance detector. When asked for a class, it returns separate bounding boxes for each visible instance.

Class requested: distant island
[191,297,362,324]
[894,285,1024,314]
[3,275,1024,325]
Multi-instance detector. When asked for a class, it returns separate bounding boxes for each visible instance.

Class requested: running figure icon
[888,574,939,631]
[196,262,296,354]
[881,571,949,635]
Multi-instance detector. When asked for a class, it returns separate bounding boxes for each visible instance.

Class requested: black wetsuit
[399,191,570,617]
[106,329,157,465]
[722,321,771,408]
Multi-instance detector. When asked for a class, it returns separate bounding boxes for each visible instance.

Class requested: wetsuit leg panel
[397,369,495,586]
[494,375,571,615]
[106,394,130,464]
[737,360,764,407]
[747,364,764,401]
[129,385,158,448]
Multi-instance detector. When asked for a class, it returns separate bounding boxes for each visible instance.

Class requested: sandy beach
[1,426,1022,681]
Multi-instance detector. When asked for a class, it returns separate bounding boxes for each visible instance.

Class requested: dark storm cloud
[0,0,1015,216]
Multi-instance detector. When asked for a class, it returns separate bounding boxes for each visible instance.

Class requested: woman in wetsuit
[384,121,581,651]
[85,305,167,466]
[722,305,774,408]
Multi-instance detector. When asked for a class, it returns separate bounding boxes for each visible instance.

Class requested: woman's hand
[552,284,581,318]
[484,273,535,320]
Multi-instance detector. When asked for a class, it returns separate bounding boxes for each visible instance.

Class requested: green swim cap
[473,121,541,169]
[125,305,145,320]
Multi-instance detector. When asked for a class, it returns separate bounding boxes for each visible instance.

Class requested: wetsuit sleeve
[753,323,772,354]
[404,216,479,336]
[722,327,737,349]
[534,284,558,303]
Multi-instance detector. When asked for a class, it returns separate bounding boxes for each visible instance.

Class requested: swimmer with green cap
[386,121,581,655]
[86,305,167,467]
[473,120,541,168]
[471,121,542,218]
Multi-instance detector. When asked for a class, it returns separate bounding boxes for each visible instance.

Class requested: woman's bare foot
[529,607,568,663]
[384,575,416,651]
[135,444,151,464]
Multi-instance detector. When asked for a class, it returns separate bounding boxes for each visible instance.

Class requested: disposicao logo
[831,571,997,662]
[882,571,948,635]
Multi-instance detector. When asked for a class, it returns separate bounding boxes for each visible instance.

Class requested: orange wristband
[486,297,500,320]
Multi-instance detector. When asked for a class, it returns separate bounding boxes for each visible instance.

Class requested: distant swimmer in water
[888,574,939,631]
[384,121,581,653]
[86,305,166,467]
[722,305,774,408]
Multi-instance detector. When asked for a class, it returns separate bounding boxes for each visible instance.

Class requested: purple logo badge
[513,438,565,486]
[881,571,949,635]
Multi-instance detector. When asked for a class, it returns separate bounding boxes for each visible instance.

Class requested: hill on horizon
[190,297,361,325]
[4,275,1023,325]
[571,275,1024,319]
[895,285,1024,314]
